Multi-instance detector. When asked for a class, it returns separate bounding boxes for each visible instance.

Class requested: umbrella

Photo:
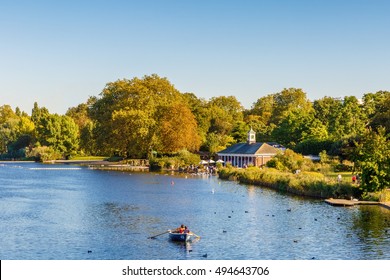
[216,159,224,163]
[208,159,215,164]
[199,160,208,164]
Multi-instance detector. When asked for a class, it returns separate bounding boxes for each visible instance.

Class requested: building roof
[217,142,279,155]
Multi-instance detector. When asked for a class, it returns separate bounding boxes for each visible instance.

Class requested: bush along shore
[218,166,363,200]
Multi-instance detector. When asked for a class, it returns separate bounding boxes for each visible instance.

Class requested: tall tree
[364,91,390,133]
[33,104,79,157]
[111,109,155,158]
[271,108,314,147]
[208,95,243,136]
[353,127,390,192]
[0,105,34,155]
[249,94,275,126]
[182,92,211,145]
[156,102,201,153]
[313,96,342,132]
[271,88,313,125]
[332,96,367,139]
[66,100,96,154]
[89,74,200,157]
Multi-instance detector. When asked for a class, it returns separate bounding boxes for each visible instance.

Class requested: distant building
[217,128,280,167]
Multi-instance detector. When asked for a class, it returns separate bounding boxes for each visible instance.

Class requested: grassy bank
[218,166,362,199]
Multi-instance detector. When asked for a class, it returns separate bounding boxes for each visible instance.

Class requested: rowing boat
[168,230,194,242]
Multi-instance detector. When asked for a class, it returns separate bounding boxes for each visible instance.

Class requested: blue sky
[1,0,389,114]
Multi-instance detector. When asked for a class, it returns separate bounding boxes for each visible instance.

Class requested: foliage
[294,139,336,156]
[0,105,35,156]
[89,74,200,157]
[66,99,96,154]
[182,93,211,145]
[266,149,310,172]
[156,102,201,153]
[35,112,79,157]
[1,75,390,173]
[271,108,315,147]
[363,91,390,129]
[149,149,200,170]
[204,132,235,155]
[218,166,361,199]
[26,145,62,162]
[230,121,249,143]
[353,127,390,192]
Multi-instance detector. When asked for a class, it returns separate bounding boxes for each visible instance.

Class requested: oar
[148,230,170,239]
[191,232,201,239]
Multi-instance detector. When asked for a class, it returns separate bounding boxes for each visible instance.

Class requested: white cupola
[247,127,256,144]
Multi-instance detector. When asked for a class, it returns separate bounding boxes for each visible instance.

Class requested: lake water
[1,162,390,260]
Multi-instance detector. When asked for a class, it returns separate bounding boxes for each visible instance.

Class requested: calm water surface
[1,162,390,260]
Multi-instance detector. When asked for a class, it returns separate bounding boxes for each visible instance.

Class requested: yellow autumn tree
[157,102,201,153]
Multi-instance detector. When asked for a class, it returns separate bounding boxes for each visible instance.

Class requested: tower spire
[247,127,256,144]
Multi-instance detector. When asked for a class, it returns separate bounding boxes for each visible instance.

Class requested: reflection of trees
[351,206,390,241]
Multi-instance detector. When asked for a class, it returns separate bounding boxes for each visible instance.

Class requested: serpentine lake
[1,162,390,260]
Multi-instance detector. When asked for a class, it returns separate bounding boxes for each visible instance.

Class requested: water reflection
[352,206,390,238]
[1,162,390,260]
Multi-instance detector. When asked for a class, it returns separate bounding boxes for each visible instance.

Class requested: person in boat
[183,226,190,234]
[174,224,185,233]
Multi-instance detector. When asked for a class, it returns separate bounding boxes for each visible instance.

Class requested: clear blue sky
[1,0,389,114]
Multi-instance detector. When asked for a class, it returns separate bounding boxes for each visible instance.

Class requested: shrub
[218,166,360,199]
[26,146,62,162]
[149,150,200,171]
[266,149,312,173]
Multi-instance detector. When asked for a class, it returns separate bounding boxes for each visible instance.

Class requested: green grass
[324,172,353,183]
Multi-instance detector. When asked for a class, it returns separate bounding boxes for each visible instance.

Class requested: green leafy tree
[332,96,367,139]
[205,132,235,155]
[364,91,390,132]
[353,127,390,192]
[249,94,275,126]
[230,121,249,143]
[271,88,313,125]
[111,109,155,158]
[0,105,35,156]
[66,100,96,155]
[0,105,18,153]
[271,108,314,147]
[248,88,312,144]
[208,96,243,136]
[89,74,200,157]
[266,149,307,172]
[33,104,79,158]
[182,93,211,145]
[313,96,342,132]
[244,114,274,142]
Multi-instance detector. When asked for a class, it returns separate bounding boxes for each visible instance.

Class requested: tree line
[1,74,389,190]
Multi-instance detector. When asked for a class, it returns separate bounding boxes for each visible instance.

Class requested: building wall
[256,156,272,166]
[218,154,274,167]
